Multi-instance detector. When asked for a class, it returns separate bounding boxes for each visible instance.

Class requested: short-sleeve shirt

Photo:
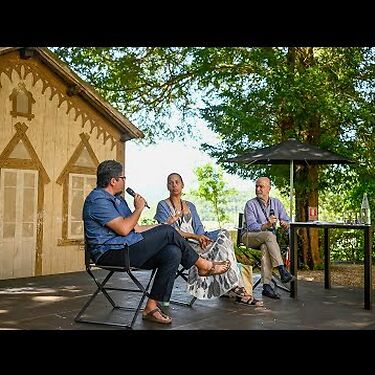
[83,187,143,262]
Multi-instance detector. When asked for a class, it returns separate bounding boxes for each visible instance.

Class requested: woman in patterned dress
[154,173,263,306]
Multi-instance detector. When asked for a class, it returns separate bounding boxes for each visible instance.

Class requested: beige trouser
[241,231,284,285]
[237,263,253,295]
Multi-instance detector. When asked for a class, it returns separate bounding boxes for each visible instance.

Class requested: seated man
[83,160,231,325]
[242,176,294,299]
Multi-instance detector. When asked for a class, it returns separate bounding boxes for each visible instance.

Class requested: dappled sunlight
[32,296,67,302]
[60,286,83,293]
[0,287,57,294]
[0,310,9,314]
[0,285,83,295]
[304,277,315,282]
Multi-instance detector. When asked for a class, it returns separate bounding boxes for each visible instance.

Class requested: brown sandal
[236,296,264,307]
[198,260,231,277]
[142,307,172,324]
[226,286,247,298]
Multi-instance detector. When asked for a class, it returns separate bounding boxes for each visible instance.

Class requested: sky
[125,123,253,206]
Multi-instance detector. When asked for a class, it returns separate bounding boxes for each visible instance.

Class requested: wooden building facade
[0,47,144,280]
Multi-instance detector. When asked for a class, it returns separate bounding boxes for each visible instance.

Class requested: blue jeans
[96,224,199,302]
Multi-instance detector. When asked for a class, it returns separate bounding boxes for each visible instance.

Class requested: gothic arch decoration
[56,133,99,185]
[57,133,99,245]
[0,60,119,150]
[0,122,50,183]
[0,122,50,275]
[9,82,36,120]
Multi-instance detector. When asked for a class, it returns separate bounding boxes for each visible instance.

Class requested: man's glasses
[117,176,126,180]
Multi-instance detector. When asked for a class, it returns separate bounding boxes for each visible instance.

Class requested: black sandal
[235,295,264,307]
[225,286,247,298]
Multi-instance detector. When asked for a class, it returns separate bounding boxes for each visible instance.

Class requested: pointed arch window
[56,133,99,245]
[9,82,35,120]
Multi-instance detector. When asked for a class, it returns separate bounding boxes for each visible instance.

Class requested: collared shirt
[243,196,290,233]
[83,187,143,262]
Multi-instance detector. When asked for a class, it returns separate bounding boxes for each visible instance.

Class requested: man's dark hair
[96,160,123,188]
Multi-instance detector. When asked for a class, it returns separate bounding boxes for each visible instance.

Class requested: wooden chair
[75,241,156,329]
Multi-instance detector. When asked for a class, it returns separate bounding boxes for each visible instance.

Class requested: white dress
[178,210,240,299]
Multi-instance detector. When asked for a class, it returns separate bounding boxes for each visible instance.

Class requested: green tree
[189,164,237,228]
[52,47,375,268]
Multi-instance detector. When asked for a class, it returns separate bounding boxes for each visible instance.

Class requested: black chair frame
[75,243,156,329]
[237,213,290,293]
[169,239,202,307]
[169,265,197,307]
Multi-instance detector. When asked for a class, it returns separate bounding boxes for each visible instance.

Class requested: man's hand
[267,215,277,227]
[133,193,146,210]
[280,220,289,230]
[261,215,277,231]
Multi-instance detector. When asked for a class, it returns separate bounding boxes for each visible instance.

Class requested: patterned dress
[166,200,240,299]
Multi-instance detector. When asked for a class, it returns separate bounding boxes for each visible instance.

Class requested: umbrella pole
[290,160,294,222]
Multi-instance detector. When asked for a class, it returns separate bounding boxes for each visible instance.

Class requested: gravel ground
[298,263,375,288]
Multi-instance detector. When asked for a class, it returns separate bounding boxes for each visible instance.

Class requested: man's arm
[244,201,262,232]
[134,223,160,233]
[106,194,146,236]
[106,208,143,236]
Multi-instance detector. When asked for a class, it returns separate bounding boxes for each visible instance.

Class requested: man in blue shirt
[83,160,231,324]
[242,177,294,299]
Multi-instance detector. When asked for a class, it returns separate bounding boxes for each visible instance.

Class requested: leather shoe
[279,267,295,284]
[262,284,280,299]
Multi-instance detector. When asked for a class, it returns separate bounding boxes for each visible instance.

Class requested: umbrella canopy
[226,139,354,220]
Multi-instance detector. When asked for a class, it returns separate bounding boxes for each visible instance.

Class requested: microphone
[269,209,276,230]
[126,187,150,209]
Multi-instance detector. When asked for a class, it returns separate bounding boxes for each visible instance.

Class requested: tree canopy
[53,47,375,267]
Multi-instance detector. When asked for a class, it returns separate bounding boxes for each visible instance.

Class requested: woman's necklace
[170,198,184,227]
[170,198,183,214]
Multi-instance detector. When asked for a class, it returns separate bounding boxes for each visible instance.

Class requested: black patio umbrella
[226,138,355,220]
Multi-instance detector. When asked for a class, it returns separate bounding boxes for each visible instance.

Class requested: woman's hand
[165,212,182,225]
[196,234,212,250]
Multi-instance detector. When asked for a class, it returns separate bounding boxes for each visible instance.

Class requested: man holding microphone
[242,177,294,299]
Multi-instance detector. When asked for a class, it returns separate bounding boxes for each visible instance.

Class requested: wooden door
[0,169,38,279]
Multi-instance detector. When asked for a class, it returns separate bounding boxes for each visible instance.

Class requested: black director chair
[169,265,197,307]
[75,241,156,329]
[169,238,200,308]
[237,213,290,293]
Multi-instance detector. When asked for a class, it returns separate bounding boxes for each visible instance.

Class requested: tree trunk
[295,164,322,269]
[288,46,323,270]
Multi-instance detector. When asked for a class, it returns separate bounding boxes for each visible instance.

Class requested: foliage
[188,163,237,228]
[234,245,259,266]
[51,47,375,266]
[140,216,156,225]
[52,47,375,196]
[51,47,375,200]
[184,189,251,227]
[318,188,375,264]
